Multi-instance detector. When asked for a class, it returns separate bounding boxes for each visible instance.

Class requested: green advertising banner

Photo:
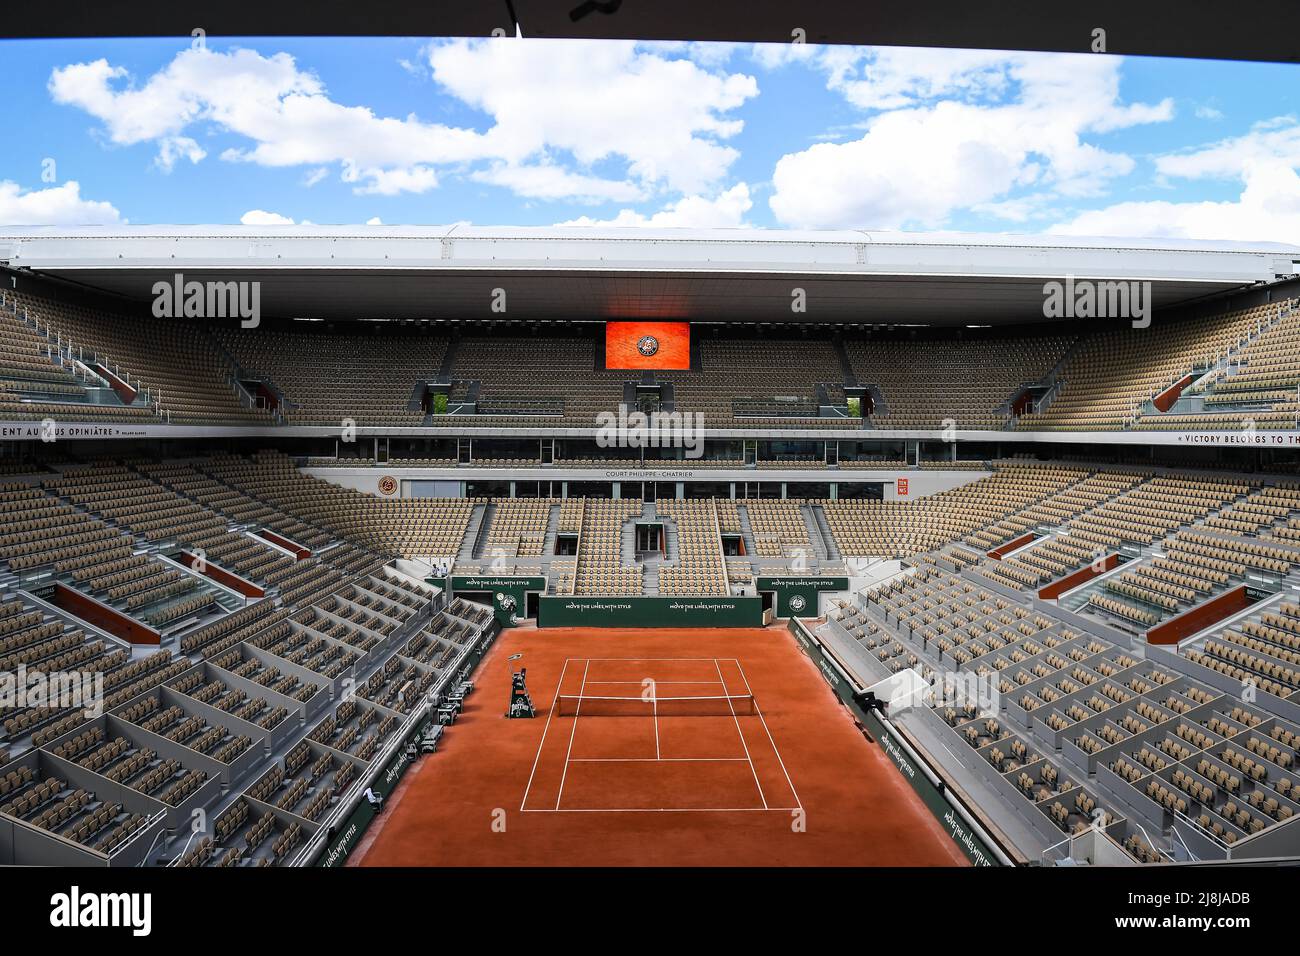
[756,575,849,618]
[448,575,547,626]
[537,595,764,628]
[316,799,375,868]
[862,710,1000,867]
[315,725,419,867]
[787,619,1004,867]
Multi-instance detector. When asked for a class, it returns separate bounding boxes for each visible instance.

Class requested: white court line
[580,657,739,662]
[652,688,660,759]
[519,657,571,812]
[733,659,803,811]
[553,658,591,810]
[520,806,800,814]
[523,656,793,814]
[569,757,751,763]
[714,657,767,810]
[583,680,728,686]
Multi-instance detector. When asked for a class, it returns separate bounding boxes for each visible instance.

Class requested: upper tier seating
[1,286,1297,435]
[1019,304,1278,431]
[845,334,1074,429]
[217,327,449,425]
[9,291,269,424]
[1137,301,1300,430]
[669,338,848,428]
[439,337,625,426]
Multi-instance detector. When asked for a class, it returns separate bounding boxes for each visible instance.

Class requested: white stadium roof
[2,225,1297,326]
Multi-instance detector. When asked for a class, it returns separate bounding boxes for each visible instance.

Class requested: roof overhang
[2,225,1297,327]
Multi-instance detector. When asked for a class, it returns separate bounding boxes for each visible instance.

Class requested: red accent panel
[987,532,1038,560]
[605,321,690,370]
[897,478,909,496]
[1146,584,1253,646]
[1011,389,1035,417]
[178,551,265,597]
[92,363,138,404]
[1037,554,1120,600]
[246,381,280,411]
[255,529,310,560]
[51,582,161,646]
[1153,374,1194,413]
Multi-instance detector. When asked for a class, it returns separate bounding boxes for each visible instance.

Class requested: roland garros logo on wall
[377,475,398,496]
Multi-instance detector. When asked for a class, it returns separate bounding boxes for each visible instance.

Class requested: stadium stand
[3,287,1298,436]
[3,242,1300,871]
[845,332,1074,429]
[5,291,270,424]
[216,326,449,426]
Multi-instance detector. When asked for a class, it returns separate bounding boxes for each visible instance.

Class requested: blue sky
[1,35,1298,242]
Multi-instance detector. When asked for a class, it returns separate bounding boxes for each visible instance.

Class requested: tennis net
[554,694,755,717]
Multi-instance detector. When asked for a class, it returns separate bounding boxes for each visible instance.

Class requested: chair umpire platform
[507,667,536,718]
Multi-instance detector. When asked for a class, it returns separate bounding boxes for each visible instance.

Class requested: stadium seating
[6,261,1300,872]
[1019,303,1280,431]
[657,499,728,595]
[845,333,1074,429]
[217,327,448,425]
[7,291,271,424]
[2,287,1299,437]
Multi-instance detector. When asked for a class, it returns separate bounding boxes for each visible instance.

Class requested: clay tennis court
[353,624,968,866]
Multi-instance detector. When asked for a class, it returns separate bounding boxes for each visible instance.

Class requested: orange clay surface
[353,624,968,866]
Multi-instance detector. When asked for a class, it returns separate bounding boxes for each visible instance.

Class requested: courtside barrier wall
[787,617,1013,867]
[537,595,764,628]
[308,620,500,867]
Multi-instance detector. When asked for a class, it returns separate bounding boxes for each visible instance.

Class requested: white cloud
[156,136,206,171]
[366,216,383,225]
[49,47,488,196]
[49,40,757,204]
[240,209,295,225]
[1049,161,1300,243]
[472,162,644,204]
[1156,117,1300,180]
[0,180,124,225]
[427,38,757,197]
[559,183,753,227]
[749,41,818,71]
[818,47,1014,112]
[1048,116,1300,242]
[659,41,743,69]
[343,163,439,196]
[766,49,1172,230]
[971,195,1051,223]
